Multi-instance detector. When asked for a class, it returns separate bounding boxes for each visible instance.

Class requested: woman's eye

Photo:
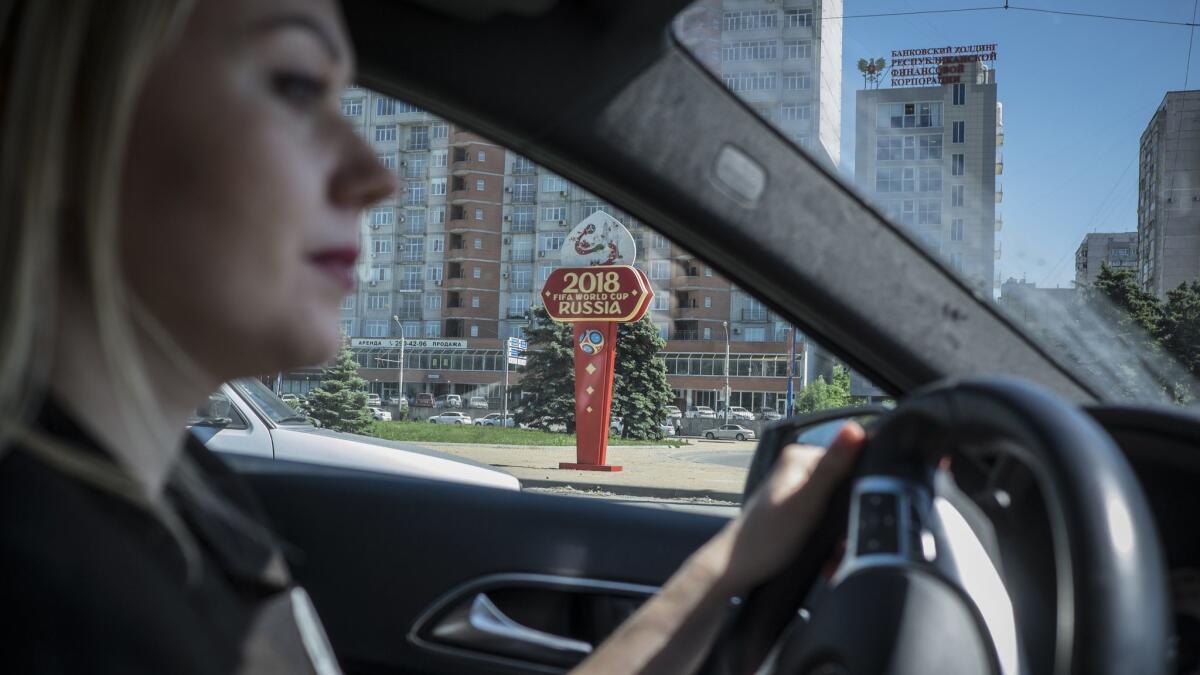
[272,72,328,107]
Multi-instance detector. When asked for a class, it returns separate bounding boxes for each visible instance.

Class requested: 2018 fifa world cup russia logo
[578,328,605,356]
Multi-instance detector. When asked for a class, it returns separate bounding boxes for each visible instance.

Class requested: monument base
[559,462,623,472]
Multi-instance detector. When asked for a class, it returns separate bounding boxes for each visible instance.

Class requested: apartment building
[1137,90,1200,297]
[1074,231,1137,288]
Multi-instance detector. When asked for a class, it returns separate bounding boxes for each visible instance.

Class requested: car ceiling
[341,0,1098,403]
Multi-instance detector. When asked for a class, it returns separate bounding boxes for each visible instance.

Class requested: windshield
[673,0,1200,406]
[231,378,311,425]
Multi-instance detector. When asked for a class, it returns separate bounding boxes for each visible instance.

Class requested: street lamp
[722,321,731,424]
[392,315,405,405]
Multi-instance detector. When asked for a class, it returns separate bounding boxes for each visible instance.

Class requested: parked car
[434,394,462,409]
[467,396,489,410]
[757,407,783,421]
[413,392,435,408]
[189,378,517,490]
[280,393,300,405]
[366,393,382,407]
[368,407,392,422]
[685,405,716,419]
[701,424,757,441]
[664,405,683,420]
[429,411,472,425]
[610,417,676,437]
[475,413,516,427]
[726,406,755,421]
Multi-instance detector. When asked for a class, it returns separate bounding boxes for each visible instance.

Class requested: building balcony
[508,251,533,263]
[671,274,724,290]
[994,213,1003,232]
[995,186,1003,203]
[741,309,770,322]
[995,155,1004,175]
[670,331,700,341]
[397,281,424,292]
[394,309,423,321]
[510,191,536,204]
[996,130,1005,146]
[509,281,532,292]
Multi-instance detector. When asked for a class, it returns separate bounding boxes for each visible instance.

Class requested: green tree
[1157,280,1200,383]
[515,306,576,432]
[1085,265,1162,338]
[793,365,851,414]
[612,317,673,440]
[304,341,373,433]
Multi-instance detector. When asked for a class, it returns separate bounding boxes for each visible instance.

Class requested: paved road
[678,450,754,469]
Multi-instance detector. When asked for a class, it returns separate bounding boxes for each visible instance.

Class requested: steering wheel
[706,377,1172,675]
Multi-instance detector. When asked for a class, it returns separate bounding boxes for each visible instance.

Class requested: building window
[512,205,535,232]
[375,97,395,116]
[704,327,713,340]
[430,178,447,197]
[371,266,392,282]
[406,182,426,205]
[340,295,355,310]
[429,235,444,253]
[475,179,486,191]
[951,218,964,241]
[425,321,440,337]
[539,265,557,281]
[403,323,420,338]
[784,9,813,28]
[919,134,943,159]
[477,150,486,162]
[744,327,766,342]
[429,206,445,224]
[542,175,568,192]
[541,206,568,222]
[374,125,397,142]
[371,208,394,226]
[952,185,965,207]
[781,103,812,122]
[784,40,812,59]
[342,99,363,116]
[723,40,778,62]
[471,296,481,308]
[472,267,481,279]
[431,122,448,140]
[652,233,670,249]
[512,176,536,203]
[705,267,713,277]
[432,150,448,167]
[408,126,430,150]
[364,320,388,337]
[405,155,428,178]
[875,167,915,193]
[917,200,941,225]
[724,71,777,93]
[723,9,778,31]
[396,100,422,114]
[427,264,443,282]
[652,294,669,311]
[509,294,531,316]
[402,238,424,262]
[471,238,481,250]
[377,153,396,170]
[367,293,389,310]
[512,155,536,174]
[371,238,392,254]
[339,319,354,336]
[879,102,944,130]
[424,293,441,310]
[704,296,712,308]
[918,167,943,193]
[952,153,965,176]
[539,233,565,251]
[952,83,966,105]
[952,121,965,143]
[473,208,483,221]
[782,72,812,91]
[650,260,671,279]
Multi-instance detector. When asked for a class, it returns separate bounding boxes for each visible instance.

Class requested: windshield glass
[673,0,1200,406]
[231,378,311,425]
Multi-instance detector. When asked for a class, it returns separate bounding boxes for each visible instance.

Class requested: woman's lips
[310,247,359,291]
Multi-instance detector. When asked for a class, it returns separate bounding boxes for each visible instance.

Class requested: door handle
[431,593,593,662]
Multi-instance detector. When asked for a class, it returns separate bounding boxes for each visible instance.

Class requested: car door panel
[231,457,726,674]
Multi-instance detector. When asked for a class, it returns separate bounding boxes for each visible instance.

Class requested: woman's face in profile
[119,0,395,380]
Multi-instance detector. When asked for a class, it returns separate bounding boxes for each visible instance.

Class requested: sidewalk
[423,441,824,503]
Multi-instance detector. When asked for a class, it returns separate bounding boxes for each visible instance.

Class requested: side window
[189,391,249,430]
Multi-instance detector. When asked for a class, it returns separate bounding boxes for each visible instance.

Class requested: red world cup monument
[541,212,652,471]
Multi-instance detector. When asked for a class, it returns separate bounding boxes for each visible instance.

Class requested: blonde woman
[0,0,863,672]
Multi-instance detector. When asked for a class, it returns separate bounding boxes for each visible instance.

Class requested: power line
[1186,0,1199,88]
[821,4,1200,28]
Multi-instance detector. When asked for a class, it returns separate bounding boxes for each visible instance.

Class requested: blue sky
[832,0,1199,288]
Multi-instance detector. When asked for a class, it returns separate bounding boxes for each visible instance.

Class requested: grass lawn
[367,421,688,447]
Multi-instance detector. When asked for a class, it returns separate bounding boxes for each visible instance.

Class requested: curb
[520,478,742,504]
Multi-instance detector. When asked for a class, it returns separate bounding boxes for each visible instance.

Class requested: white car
[610,417,676,437]
[429,411,473,425]
[726,406,756,421]
[467,396,490,410]
[190,379,517,491]
[701,424,757,441]
[758,407,783,421]
[366,393,382,407]
[664,405,683,420]
[474,413,516,427]
[369,406,392,421]
[686,406,716,419]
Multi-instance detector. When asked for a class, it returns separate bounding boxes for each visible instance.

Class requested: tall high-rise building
[291,4,854,414]
[1074,231,1137,288]
[1137,90,1200,297]
[676,0,842,165]
[854,63,1002,293]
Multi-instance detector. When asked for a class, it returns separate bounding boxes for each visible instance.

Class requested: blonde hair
[0,0,226,576]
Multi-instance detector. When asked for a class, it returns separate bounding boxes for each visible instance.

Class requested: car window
[188,391,249,430]
[672,0,1200,406]
[231,378,310,426]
